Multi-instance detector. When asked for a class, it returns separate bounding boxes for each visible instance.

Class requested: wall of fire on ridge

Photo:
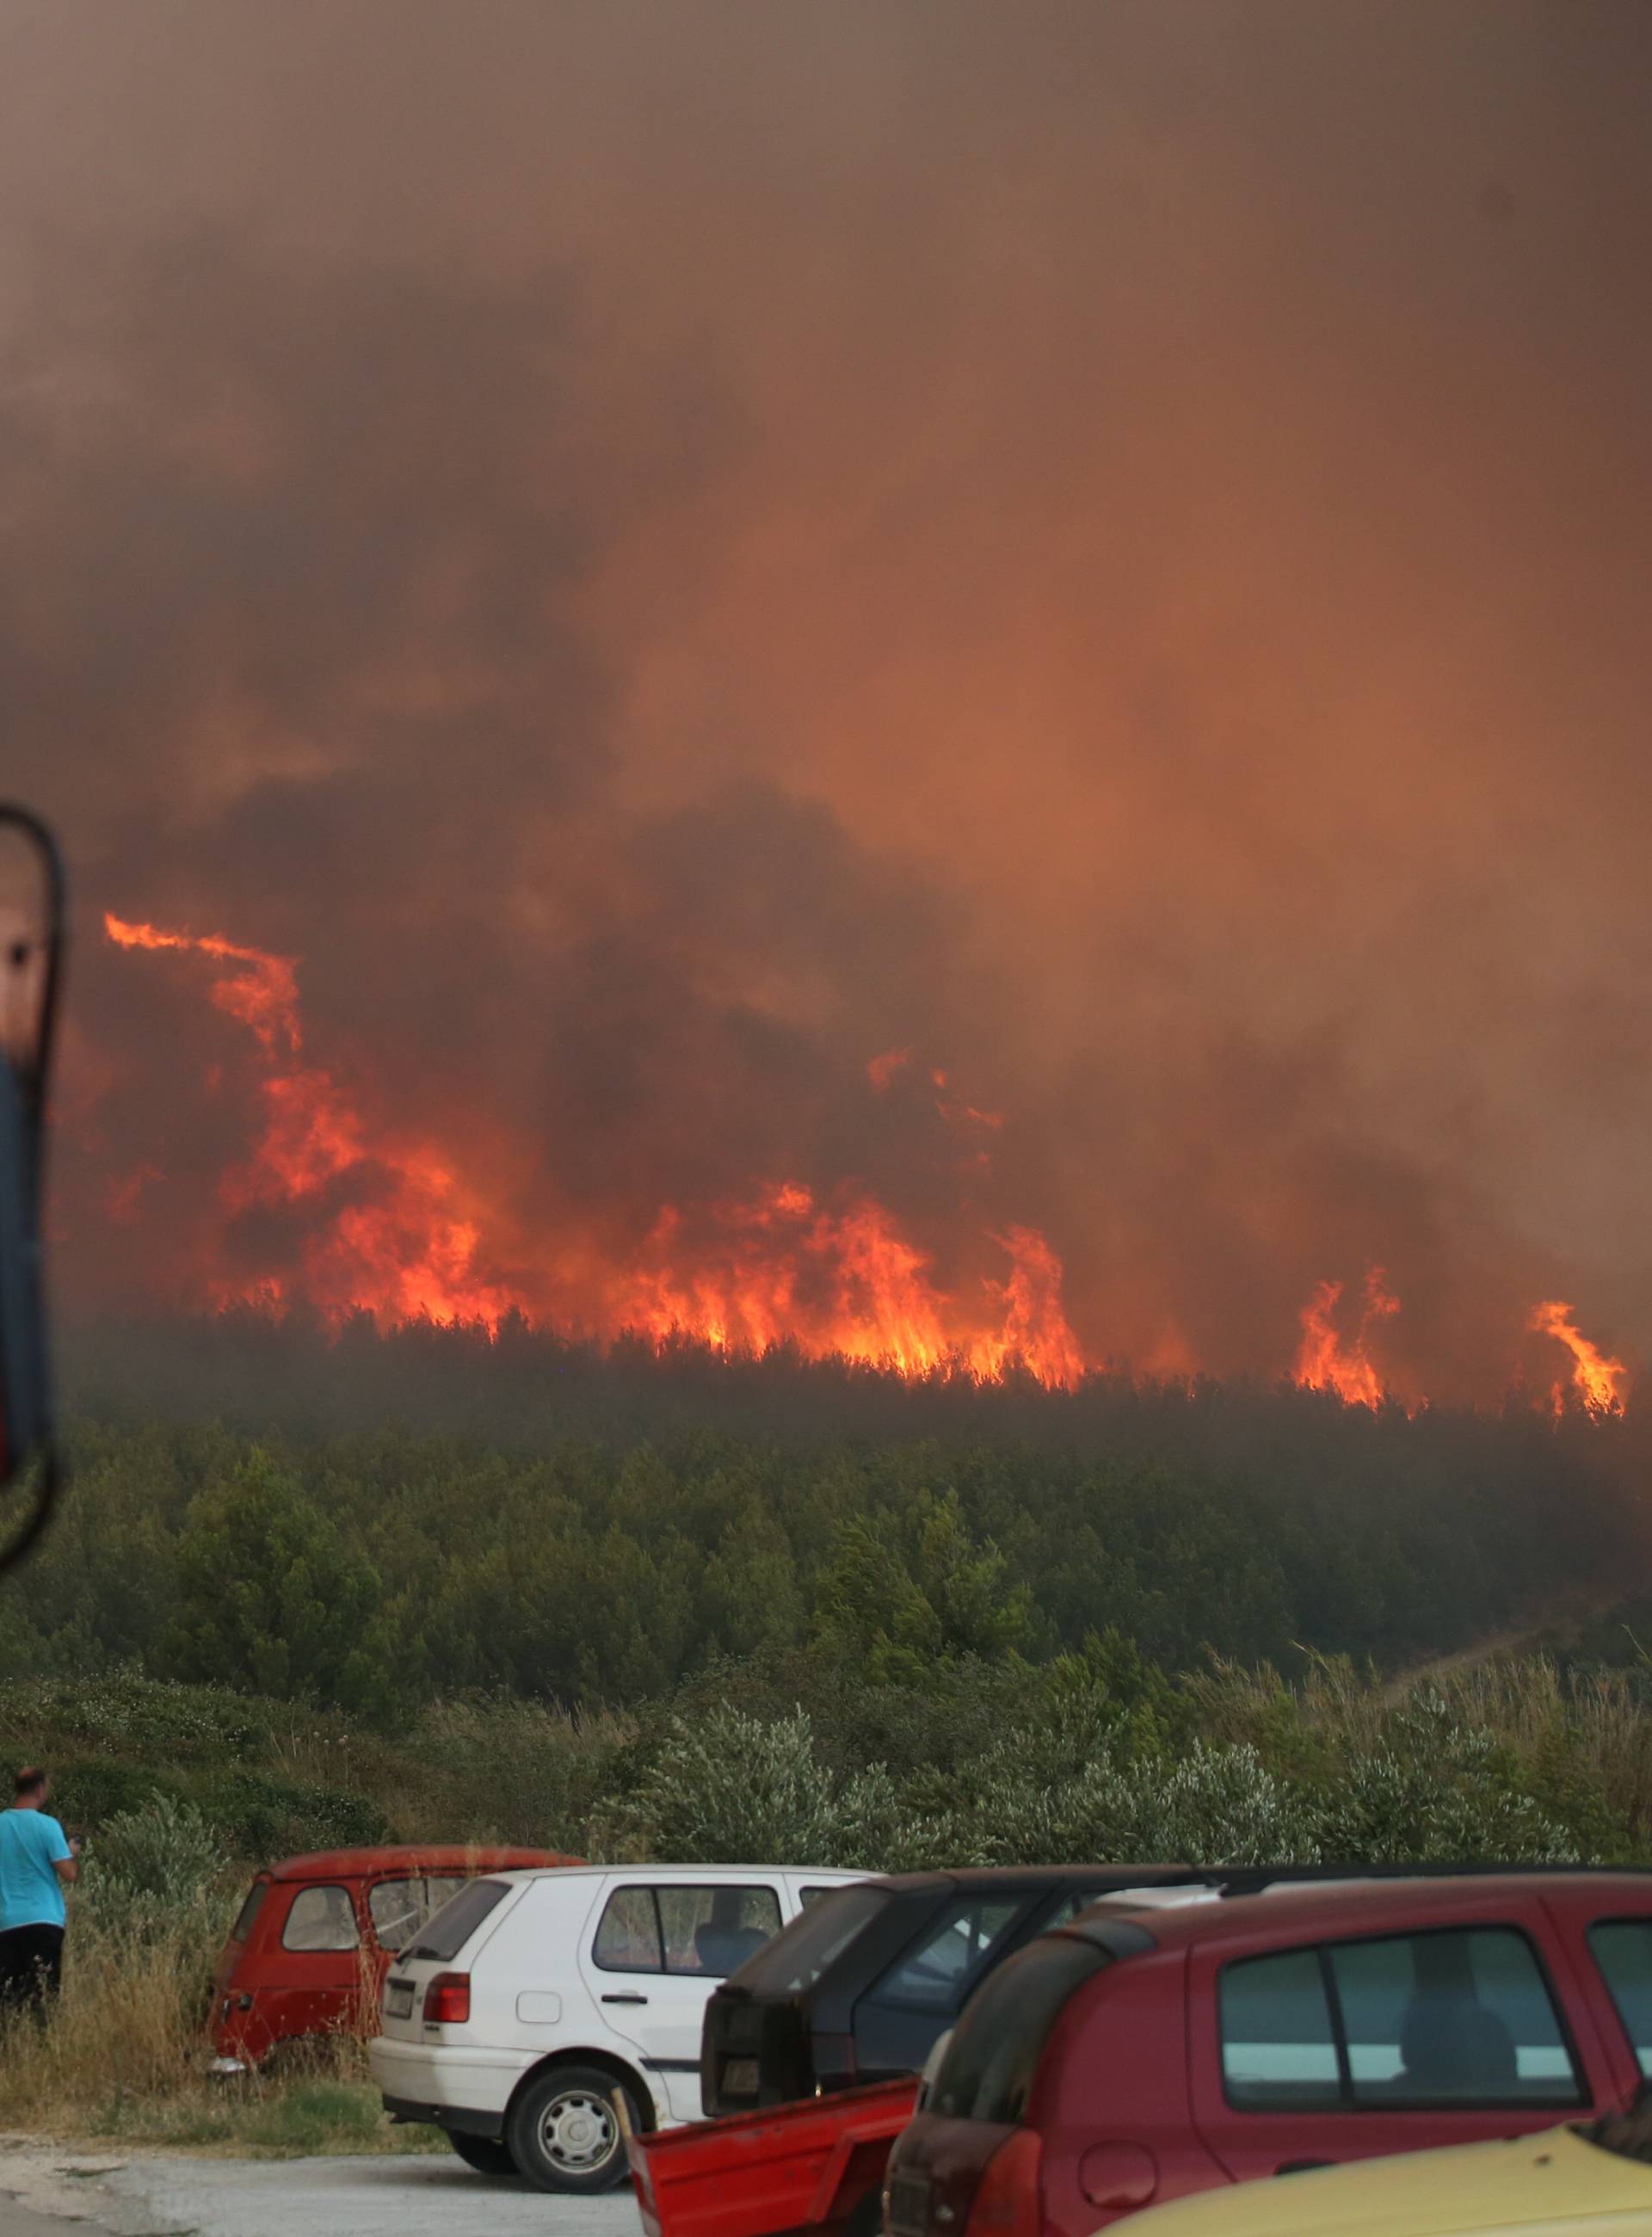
[86,913,1629,1419]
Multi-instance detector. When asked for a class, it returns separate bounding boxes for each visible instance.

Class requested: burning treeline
[98,914,1627,1418]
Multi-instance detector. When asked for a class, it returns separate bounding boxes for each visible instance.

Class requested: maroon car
[211,1843,579,2069]
[886,1871,1652,2236]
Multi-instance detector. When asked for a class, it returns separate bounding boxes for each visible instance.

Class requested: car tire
[446,2130,519,2178]
[505,2063,641,2194]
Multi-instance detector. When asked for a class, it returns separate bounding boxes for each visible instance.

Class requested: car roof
[860,1865,1206,1898]
[265,1845,583,1882]
[1067,1870,1652,1956]
[490,1863,867,1884]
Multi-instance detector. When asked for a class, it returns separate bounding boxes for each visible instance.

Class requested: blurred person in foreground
[0,1766,79,2012]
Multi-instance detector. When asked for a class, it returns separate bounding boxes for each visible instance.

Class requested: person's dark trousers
[0,1923,64,2015]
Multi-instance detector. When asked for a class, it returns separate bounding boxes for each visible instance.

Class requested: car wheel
[446,2130,519,2178]
[505,2064,640,2194]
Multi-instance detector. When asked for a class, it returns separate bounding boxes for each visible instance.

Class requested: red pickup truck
[887,1870,1652,2236]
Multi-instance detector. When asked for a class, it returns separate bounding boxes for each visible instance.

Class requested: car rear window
[369,1877,429,1951]
[928,1935,1112,2123]
[870,1895,1026,2012]
[724,1883,891,1994]
[404,1876,510,1963]
[230,1880,268,1944]
[280,1884,361,1952]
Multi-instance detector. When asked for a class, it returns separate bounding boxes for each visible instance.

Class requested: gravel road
[0,2150,640,2237]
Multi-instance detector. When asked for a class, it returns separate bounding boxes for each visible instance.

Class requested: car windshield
[724,1884,891,1994]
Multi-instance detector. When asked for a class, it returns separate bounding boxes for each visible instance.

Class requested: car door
[1188,1909,1600,2184]
[579,1876,787,2122]
[1566,1901,1652,2105]
[256,1880,367,2052]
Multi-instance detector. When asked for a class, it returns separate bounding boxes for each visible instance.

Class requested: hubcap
[538,2088,618,2173]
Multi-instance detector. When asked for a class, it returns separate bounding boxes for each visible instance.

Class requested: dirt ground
[0,2144,639,2236]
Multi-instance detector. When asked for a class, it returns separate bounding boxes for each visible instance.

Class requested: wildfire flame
[1529,1300,1629,1414]
[105,914,300,1055]
[622,1188,1083,1388]
[97,915,1637,1414]
[102,914,1088,1384]
[1293,1266,1400,1408]
[103,913,521,1328]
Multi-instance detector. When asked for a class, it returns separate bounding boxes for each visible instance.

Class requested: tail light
[423,1972,471,2024]
[963,2129,1042,2237]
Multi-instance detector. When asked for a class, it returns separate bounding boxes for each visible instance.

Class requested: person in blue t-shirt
[0,1766,80,2012]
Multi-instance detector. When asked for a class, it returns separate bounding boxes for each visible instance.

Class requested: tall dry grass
[0,1796,439,2153]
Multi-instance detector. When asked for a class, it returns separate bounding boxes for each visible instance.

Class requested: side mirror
[0,807,64,1567]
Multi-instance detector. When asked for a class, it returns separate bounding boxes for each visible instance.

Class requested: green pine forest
[9,1310,1652,1875]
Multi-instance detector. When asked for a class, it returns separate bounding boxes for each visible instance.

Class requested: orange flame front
[103,913,521,1328]
[1529,1300,1628,1414]
[620,1186,1084,1387]
[100,914,1637,1414]
[102,915,1088,1384]
[1293,1266,1400,1408]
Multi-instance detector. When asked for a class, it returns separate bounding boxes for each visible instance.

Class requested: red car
[210,1843,579,2069]
[886,1870,1652,2237]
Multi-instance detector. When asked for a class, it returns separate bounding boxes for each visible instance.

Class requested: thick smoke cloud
[2,1,1649,1397]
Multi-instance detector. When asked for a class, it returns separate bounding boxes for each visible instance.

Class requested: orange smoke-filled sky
[1,2,1649,1400]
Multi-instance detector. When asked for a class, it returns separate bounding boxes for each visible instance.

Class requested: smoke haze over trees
[0,3,1648,1398]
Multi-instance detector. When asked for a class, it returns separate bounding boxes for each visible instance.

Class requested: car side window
[1220,1948,1341,2108]
[872,1898,1026,2012]
[1589,1921,1652,2077]
[1220,1929,1583,2113]
[1329,1928,1581,2106]
[280,1883,361,1952]
[368,1877,428,1951]
[657,1885,782,1977]
[594,1886,664,1973]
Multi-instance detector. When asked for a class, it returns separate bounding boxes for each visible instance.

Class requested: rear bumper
[382,2092,504,2141]
[369,2034,537,2125]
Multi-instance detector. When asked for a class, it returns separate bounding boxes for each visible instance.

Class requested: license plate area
[384,1978,416,2021]
[887,2171,931,2236]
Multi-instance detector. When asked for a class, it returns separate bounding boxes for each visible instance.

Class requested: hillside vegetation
[5,1321,1647,2145]
[20,1310,1649,1716]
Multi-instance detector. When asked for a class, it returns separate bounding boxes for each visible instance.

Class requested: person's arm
[47,1820,78,1885]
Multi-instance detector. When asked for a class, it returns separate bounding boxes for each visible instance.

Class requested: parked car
[1118,2098,1652,2235]
[371,1861,863,2192]
[885,1870,1652,2237]
[622,1874,1216,2237]
[210,1843,577,2071]
[700,1867,1216,2117]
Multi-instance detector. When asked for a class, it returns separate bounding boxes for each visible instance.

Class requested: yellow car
[1119,2106,1652,2235]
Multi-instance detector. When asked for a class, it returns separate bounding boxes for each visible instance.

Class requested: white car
[369,1861,862,2193]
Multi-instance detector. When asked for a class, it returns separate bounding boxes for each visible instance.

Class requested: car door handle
[602,1992,649,2006]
